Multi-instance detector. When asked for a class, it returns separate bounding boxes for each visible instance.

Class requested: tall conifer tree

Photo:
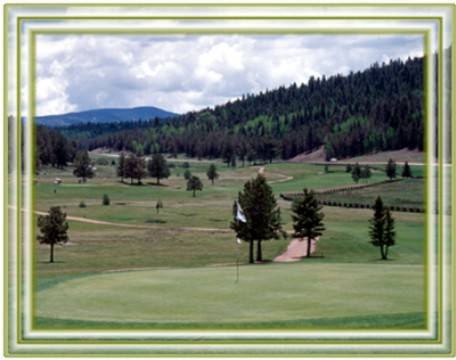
[291,189,325,258]
[230,175,285,263]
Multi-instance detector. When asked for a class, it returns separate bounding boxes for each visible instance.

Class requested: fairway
[36,262,424,328]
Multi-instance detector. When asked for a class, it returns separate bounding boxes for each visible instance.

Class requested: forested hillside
[58,56,424,162]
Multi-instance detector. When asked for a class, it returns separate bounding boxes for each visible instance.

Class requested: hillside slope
[36,106,178,127]
[59,57,424,160]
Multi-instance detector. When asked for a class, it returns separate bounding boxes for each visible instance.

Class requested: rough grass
[316,179,425,209]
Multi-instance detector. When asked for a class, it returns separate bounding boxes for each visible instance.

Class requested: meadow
[34,155,427,330]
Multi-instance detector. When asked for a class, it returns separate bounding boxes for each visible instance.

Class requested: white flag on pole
[236,237,243,244]
[236,201,247,223]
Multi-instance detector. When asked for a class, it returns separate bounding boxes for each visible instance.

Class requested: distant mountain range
[35,106,178,127]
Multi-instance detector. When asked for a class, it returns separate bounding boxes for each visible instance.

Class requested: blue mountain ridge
[35,106,179,127]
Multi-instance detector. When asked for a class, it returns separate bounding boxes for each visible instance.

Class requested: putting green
[36,262,424,326]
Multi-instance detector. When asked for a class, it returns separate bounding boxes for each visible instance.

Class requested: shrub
[102,194,110,206]
[183,169,192,180]
[181,162,190,169]
[111,160,116,166]
[79,201,86,208]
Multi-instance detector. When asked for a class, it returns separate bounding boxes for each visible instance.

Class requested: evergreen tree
[116,152,126,182]
[351,162,361,183]
[291,189,325,258]
[360,165,372,183]
[369,196,396,260]
[72,150,94,180]
[124,153,146,184]
[222,143,236,167]
[187,175,203,197]
[230,175,285,263]
[383,208,396,259]
[402,161,413,178]
[183,169,192,180]
[206,164,219,185]
[147,153,170,185]
[37,206,69,263]
[386,158,397,180]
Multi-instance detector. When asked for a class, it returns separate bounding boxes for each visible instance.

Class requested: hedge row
[315,179,402,195]
[281,179,402,200]
[316,199,425,213]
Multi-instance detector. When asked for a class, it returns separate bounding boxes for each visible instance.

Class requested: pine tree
[187,176,203,197]
[291,189,325,258]
[206,164,219,185]
[351,162,361,183]
[360,165,372,183]
[72,150,94,180]
[147,153,170,185]
[116,152,126,182]
[402,161,412,178]
[383,208,396,259]
[183,169,192,180]
[386,158,397,180]
[37,206,69,263]
[369,196,396,260]
[230,175,285,263]
[124,153,146,184]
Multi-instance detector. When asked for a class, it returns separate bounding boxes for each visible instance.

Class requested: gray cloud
[36,34,423,116]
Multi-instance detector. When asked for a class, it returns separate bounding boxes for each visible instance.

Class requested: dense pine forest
[39,56,425,165]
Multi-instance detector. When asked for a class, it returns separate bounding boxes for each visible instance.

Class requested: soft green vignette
[4,2,452,356]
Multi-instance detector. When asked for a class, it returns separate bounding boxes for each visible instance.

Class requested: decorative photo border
[3,2,454,356]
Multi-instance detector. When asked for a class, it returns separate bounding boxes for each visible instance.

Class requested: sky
[35,34,423,116]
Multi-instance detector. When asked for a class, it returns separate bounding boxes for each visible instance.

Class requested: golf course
[34,152,426,330]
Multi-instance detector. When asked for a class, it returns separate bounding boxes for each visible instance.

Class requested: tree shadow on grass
[146,182,168,187]
[118,181,144,186]
[38,261,66,264]
[145,219,167,224]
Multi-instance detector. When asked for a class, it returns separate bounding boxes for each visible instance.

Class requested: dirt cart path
[13,207,231,234]
[274,237,319,262]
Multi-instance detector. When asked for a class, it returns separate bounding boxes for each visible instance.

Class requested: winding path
[274,237,319,262]
[12,207,231,233]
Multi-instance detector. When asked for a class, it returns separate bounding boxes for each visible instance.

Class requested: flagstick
[236,218,239,283]
[236,239,239,283]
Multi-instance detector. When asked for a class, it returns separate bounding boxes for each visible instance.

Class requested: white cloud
[35,34,423,116]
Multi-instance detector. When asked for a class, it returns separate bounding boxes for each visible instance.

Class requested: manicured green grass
[265,162,388,193]
[35,262,424,329]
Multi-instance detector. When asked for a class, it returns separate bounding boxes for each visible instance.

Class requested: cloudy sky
[36,34,423,116]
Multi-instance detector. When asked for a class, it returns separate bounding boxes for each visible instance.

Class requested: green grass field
[34,156,427,330]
